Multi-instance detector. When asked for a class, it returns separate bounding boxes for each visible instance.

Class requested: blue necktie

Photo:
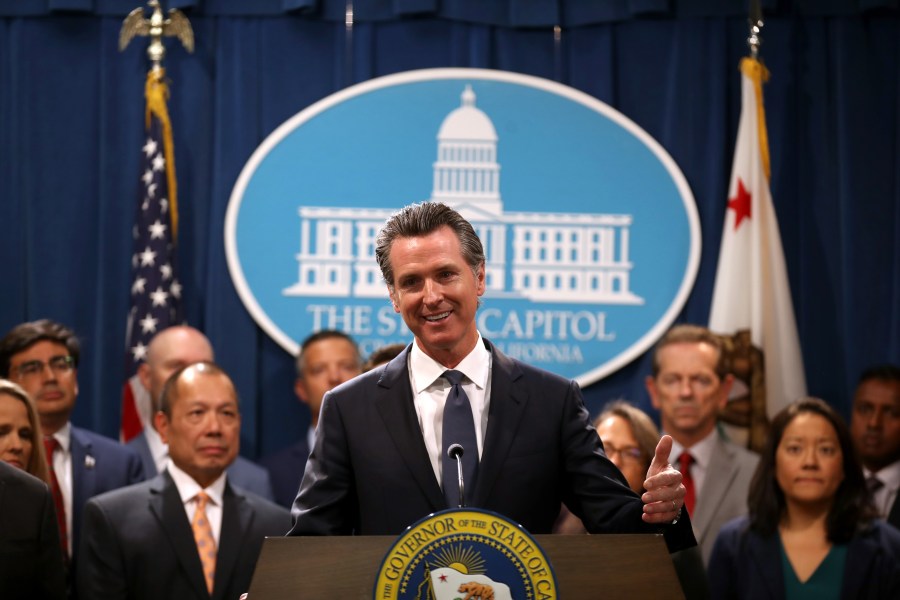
[441,369,479,508]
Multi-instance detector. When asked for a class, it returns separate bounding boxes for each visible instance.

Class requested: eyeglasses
[11,356,75,379]
[603,443,643,463]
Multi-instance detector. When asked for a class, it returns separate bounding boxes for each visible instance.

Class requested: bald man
[128,326,274,500]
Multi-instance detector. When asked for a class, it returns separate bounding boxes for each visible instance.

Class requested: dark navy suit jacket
[127,430,275,501]
[70,426,145,563]
[259,438,309,508]
[0,462,66,600]
[709,516,900,599]
[288,340,696,552]
[76,472,289,600]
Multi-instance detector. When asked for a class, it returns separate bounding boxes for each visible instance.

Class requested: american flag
[121,71,184,442]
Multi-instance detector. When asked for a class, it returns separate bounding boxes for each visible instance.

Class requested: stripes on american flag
[121,70,183,442]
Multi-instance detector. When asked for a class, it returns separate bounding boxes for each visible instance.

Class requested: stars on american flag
[125,114,183,380]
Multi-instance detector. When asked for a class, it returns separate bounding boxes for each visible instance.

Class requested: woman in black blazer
[709,397,900,599]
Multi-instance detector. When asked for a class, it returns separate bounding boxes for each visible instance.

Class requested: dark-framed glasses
[603,443,643,463]
[11,355,75,378]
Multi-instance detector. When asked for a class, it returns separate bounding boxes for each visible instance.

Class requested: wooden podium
[248,534,684,599]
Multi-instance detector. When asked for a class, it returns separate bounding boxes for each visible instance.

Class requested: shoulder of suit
[73,426,141,456]
[86,477,158,508]
[0,461,49,496]
[229,486,290,518]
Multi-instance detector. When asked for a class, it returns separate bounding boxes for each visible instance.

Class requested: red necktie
[678,451,696,516]
[43,436,69,559]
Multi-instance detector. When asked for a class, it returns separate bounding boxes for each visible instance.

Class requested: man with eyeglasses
[0,319,144,582]
[646,324,759,566]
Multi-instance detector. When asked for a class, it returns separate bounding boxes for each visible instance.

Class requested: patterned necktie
[678,451,696,515]
[43,436,69,560]
[441,370,479,508]
[191,491,217,594]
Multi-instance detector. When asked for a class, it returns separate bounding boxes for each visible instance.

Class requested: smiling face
[156,367,240,488]
[646,341,732,446]
[776,412,845,509]
[0,392,33,471]
[387,225,486,367]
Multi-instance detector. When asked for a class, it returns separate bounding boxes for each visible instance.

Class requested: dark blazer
[708,516,900,599]
[0,462,67,600]
[289,341,696,552]
[76,471,290,600]
[259,438,310,508]
[70,426,145,561]
[128,430,275,501]
[888,495,900,530]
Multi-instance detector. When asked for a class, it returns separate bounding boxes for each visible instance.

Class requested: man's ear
[294,378,309,405]
[717,373,735,410]
[646,375,661,410]
[137,362,151,392]
[154,411,170,445]
[388,285,400,313]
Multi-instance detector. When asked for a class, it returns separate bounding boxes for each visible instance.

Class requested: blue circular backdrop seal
[225,68,700,385]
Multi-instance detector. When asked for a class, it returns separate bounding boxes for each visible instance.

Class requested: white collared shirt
[669,428,719,499]
[864,459,900,520]
[47,422,73,557]
[144,425,169,474]
[409,333,492,485]
[166,462,227,546]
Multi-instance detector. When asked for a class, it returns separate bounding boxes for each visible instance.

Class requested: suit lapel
[213,483,251,600]
[70,427,94,551]
[151,472,209,599]
[693,436,737,542]
[472,342,527,507]
[841,528,879,597]
[376,347,445,510]
[888,495,900,529]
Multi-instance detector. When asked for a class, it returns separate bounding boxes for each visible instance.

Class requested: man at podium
[288,202,696,554]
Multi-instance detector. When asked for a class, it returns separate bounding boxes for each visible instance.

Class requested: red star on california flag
[728,177,752,230]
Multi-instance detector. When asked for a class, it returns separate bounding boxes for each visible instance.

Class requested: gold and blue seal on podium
[374,509,557,600]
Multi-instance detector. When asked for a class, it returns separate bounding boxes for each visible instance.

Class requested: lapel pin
[85,454,96,469]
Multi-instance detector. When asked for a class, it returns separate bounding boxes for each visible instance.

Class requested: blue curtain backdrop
[1,0,898,459]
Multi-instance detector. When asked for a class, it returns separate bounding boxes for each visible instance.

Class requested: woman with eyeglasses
[709,397,900,599]
[0,379,50,484]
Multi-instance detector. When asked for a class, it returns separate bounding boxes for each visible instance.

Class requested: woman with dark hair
[709,397,900,599]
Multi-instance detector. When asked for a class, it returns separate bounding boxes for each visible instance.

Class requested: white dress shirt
[167,462,227,546]
[409,333,492,486]
[864,459,900,520]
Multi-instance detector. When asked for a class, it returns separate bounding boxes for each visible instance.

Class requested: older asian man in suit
[646,324,759,565]
[128,326,274,501]
[0,320,145,577]
[77,362,289,600]
[288,202,696,556]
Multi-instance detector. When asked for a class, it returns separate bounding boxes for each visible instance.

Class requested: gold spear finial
[119,0,193,72]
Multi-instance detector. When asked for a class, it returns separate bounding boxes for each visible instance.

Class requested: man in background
[260,330,362,507]
[78,362,288,599]
[0,319,144,573]
[850,364,900,529]
[646,323,758,565]
[129,326,274,500]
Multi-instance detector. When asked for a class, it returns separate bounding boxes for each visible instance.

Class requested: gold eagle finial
[119,0,193,67]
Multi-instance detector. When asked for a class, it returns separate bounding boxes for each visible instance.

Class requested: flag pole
[117,1,193,442]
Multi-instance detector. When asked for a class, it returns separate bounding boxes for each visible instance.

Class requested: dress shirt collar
[410,333,490,395]
[865,458,900,491]
[669,426,718,469]
[167,461,227,508]
[48,421,72,454]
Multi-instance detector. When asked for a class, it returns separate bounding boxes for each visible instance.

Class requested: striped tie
[191,491,217,594]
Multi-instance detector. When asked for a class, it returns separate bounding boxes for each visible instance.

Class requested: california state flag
[709,57,806,418]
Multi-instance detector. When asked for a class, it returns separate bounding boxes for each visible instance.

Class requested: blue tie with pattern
[441,369,479,508]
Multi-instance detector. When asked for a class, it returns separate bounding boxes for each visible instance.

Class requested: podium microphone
[447,443,466,508]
